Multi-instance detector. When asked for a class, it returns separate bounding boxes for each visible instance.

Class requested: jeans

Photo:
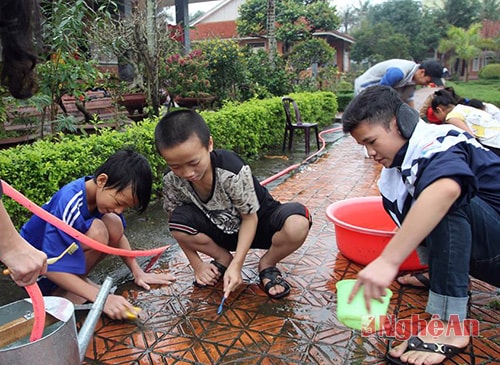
[423,196,500,321]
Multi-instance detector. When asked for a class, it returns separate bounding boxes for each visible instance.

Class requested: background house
[189,0,354,72]
[446,19,500,80]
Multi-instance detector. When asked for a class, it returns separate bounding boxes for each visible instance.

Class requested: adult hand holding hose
[0,182,48,286]
[0,243,47,286]
[1,181,46,342]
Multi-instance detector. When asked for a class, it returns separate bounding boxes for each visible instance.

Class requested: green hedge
[336,92,354,111]
[479,64,500,80]
[1,92,337,227]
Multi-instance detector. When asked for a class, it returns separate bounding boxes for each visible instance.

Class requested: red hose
[25,283,45,342]
[1,181,169,257]
[260,126,343,186]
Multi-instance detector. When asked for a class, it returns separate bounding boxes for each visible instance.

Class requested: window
[472,58,480,72]
[248,42,265,52]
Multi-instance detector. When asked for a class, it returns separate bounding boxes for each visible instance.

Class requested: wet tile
[81,118,500,364]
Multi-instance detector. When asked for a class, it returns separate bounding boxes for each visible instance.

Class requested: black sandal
[386,336,467,364]
[193,260,227,288]
[397,271,430,290]
[259,267,291,299]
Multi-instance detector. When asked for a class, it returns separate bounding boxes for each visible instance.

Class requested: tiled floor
[80,89,499,364]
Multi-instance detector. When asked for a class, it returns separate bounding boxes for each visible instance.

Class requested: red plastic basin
[326,196,427,271]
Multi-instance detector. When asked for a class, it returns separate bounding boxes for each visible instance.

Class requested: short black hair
[431,89,457,111]
[154,109,211,152]
[93,148,152,213]
[342,85,402,134]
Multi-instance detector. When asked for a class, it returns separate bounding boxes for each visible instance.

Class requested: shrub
[288,38,335,73]
[479,64,500,79]
[245,50,293,98]
[198,39,248,102]
[336,92,354,111]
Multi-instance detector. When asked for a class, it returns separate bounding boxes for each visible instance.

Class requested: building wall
[189,0,353,73]
[194,0,244,23]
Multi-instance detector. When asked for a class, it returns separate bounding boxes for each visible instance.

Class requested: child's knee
[86,214,124,245]
[101,213,124,244]
[86,218,110,244]
[283,214,311,239]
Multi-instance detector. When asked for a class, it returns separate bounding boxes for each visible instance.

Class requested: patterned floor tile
[81,129,499,364]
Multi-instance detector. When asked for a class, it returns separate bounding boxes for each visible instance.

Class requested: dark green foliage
[245,50,293,98]
[288,38,336,72]
[335,92,354,111]
[236,0,340,56]
[366,0,426,61]
[351,22,412,63]
[198,39,249,102]
[440,0,480,28]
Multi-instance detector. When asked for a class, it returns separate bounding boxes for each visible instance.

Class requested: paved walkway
[81,88,499,364]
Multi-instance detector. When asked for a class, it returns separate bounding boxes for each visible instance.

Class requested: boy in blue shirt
[342,85,500,365]
[154,109,312,300]
[20,149,175,320]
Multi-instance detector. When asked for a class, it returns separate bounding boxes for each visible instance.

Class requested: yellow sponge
[125,306,142,320]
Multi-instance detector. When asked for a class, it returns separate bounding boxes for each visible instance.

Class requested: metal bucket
[0,276,112,365]
[0,296,79,364]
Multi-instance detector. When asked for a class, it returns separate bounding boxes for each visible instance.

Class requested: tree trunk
[146,0,160,115]
[464,60,469,82]
[267,0,276,67]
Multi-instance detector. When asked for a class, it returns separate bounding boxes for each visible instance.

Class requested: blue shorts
[169,202,312,251]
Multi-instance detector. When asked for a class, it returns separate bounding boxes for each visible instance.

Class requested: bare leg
[51,277,101,304]
[83,213,123,271]
[172,230,233,286]
[258,215,310,297]
[54,214,122,303]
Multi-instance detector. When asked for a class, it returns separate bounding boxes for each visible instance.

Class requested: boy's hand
[133,271,176,291]
[223,263,242,298]
[103,294,141,320]
[349,256,398,313]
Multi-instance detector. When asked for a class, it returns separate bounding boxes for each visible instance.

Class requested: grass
[446,79,500,107]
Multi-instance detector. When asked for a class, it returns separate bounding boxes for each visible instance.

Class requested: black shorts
[169,202,312,251]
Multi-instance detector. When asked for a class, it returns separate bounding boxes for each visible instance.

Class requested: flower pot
[118,93,147,115]
[174,95,215,109]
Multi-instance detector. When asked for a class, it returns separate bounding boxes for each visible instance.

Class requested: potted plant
[161,49,214,108]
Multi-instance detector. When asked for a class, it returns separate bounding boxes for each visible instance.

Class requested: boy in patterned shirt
[154,109,312,300]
